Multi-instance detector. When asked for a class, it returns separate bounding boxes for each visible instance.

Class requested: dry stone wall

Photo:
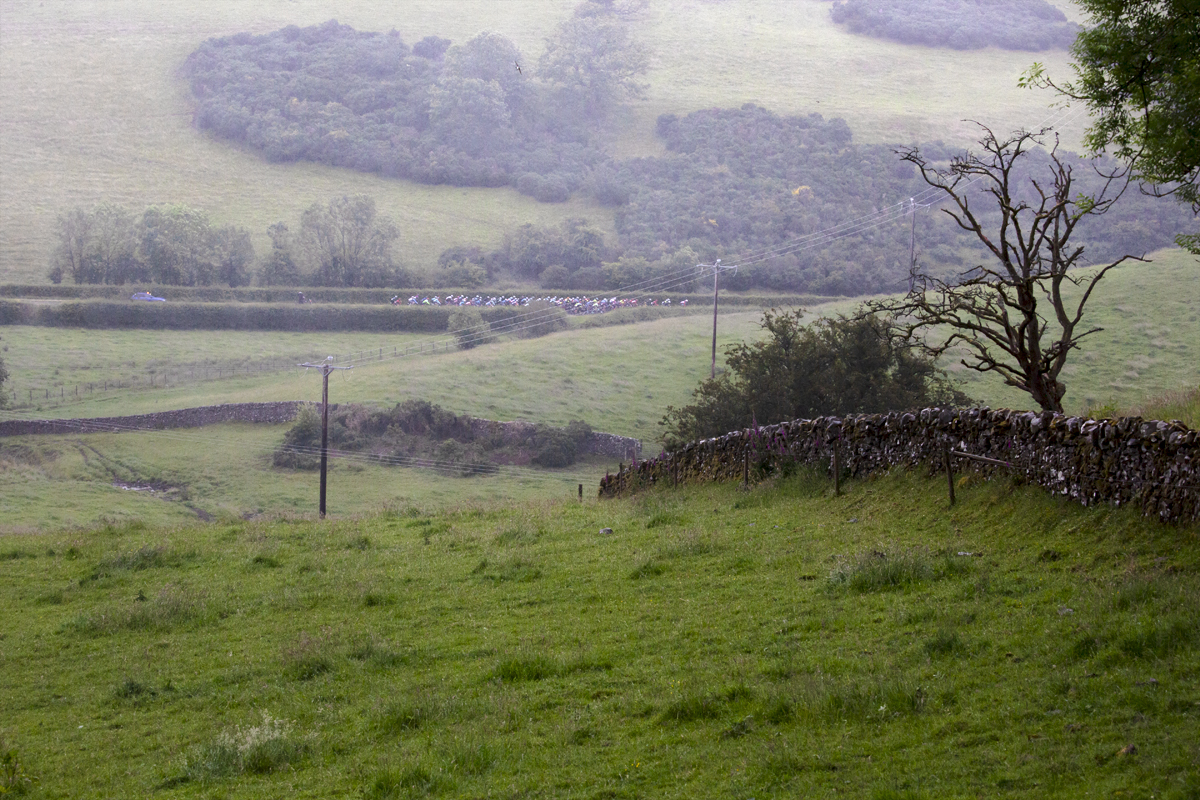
[0,402,304,436]
[599,408,1200,524]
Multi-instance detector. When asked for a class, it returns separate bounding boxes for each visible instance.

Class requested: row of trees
[50,196,408,288]
[50,204,255,287]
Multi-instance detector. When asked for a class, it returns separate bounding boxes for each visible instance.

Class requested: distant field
[0,0,1088,284]
[2,244,1197,530]
[4,248,1197,425]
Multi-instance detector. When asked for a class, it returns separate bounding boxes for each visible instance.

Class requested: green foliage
[298,195,406,288]
[273,400,594,473]
[182,19,607,202]
[49,202,256,288]
[529,420,591,467]
[449,307,495,350]
[1066,0,1200,251]
[660,311,969,449]
[273,405,321,469]
[537,10,651,118]
[830,0,1078,51]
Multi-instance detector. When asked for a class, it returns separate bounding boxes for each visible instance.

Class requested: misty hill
[180,20,1191,296]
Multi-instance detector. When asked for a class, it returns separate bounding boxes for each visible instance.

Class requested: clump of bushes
[273,400,595,473]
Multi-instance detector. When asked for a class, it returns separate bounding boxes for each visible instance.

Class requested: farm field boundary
[0,285,827,308]
[603,407,1200,524]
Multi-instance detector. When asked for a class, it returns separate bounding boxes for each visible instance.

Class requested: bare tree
[865,126,1141,413]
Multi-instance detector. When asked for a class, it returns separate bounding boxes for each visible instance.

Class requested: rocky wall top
[599,408,1199,524]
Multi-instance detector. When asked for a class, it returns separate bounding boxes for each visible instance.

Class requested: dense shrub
[182,19,618,202]
[449,307,496,349]
[660,311,970,450]
[274,401,596,473]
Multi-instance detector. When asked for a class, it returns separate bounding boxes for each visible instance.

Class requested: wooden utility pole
[299,357,352,518]
[700,260,738,379]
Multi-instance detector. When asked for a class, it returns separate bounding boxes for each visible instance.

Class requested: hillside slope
[0,0,1088,283]
[1,469,1197,797]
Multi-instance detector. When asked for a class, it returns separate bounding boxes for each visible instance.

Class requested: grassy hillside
[0,0,1088,284]
[1,245,1195,530]
[1,469,1197,798]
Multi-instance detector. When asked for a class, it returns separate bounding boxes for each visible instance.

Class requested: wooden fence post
[832,445,840,497]
[578,483,583,502]
[743,451,749,489]
[944,443,956,506]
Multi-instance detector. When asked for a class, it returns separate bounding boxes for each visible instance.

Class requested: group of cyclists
[392,294,688,315]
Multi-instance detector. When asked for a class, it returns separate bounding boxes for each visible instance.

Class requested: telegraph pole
[699,260,738,379]
[299,357,352,518]
[906,198,929,294]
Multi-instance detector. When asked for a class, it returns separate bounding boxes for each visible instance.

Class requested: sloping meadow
[2,468,1198,798]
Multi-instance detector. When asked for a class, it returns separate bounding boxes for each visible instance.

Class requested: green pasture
[1,247,1196,530]
[1,467,1197,798]
[0,309,772,441]
[0,424,604,533]
[0,0,1088,284]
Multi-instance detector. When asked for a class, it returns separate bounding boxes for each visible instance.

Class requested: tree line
[828,0,1079,51]
[49,196,408,289]
[51,110,1190,293]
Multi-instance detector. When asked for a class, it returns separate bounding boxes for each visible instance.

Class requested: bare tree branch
[865,125,1145,412]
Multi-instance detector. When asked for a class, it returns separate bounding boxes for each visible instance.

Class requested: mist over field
[0,0,1109,285]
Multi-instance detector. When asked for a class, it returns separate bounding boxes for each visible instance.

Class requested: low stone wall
[599,408,1200,525]
[0,402,304,437]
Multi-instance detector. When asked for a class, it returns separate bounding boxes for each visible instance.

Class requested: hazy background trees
[829,0,1079,51]
[298,195,404,288]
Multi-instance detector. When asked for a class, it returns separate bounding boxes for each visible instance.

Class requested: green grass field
[1,468,1197,798]
[0,0,1088,284]
[2,246,1197,530]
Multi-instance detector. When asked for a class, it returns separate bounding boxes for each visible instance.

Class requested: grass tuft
[365,764,455,799]
[828,548,968,593]
[282,631,335,681]
[184,713,307,781]
[496,656,557,683]
[373,701,440,735]
[660,693,724,723]
[0,736,35,796]
[349,639,416,669]
[924,628,968,658]
[629,559,665,580]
